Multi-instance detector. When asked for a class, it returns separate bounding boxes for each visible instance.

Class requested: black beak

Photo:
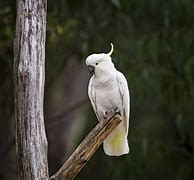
[87,65,95,75]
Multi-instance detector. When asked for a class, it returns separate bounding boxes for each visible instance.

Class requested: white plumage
[86,44,130,156]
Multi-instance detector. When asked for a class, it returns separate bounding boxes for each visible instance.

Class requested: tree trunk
[13,0,48,179]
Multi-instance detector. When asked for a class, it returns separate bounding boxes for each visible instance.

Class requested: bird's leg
[114,107,121,115]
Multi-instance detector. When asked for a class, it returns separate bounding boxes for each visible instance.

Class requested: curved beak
[87,65,95,75]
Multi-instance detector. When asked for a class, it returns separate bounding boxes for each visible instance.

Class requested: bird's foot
[103,111,109,119]
[103,108,121,120]
[114,107,121,115]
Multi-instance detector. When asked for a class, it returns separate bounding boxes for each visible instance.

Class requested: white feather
[87,52,130,156]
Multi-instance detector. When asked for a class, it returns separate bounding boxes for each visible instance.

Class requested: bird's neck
[93,67,116,86]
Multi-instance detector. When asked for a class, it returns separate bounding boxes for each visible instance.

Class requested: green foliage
[75,0,194,179]
[0,0,15,146]
[0,0,194,179]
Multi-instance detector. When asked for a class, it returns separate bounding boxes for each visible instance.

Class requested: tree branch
[50,111,122,180]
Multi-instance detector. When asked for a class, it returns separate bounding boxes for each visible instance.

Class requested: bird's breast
[95,84,122,118]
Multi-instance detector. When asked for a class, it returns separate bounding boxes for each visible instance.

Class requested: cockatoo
[85,43,130,156]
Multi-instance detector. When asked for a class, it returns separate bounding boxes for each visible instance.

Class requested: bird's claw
[103,111,109,119]
[103,108,121,120]
[114,107,121,115]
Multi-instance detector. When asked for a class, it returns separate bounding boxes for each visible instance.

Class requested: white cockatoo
[85,43,130,156]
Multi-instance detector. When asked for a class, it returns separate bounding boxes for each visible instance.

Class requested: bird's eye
[96,62,98,65]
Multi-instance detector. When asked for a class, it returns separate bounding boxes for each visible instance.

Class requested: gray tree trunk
[13,0,48,179]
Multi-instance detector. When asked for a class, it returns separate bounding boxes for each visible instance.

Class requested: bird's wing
[116,71,130,134]
[88,77,100,121]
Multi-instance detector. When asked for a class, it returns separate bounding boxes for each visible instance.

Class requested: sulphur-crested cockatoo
[85,43,130,156]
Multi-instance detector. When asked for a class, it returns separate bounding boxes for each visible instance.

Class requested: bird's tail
[103,123,129,156]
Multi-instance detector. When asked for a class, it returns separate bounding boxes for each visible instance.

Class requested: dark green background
[0,0,194,179]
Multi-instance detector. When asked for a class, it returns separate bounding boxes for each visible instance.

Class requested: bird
[85,43,130,156]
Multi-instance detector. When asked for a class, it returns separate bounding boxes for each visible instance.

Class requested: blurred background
[0,0,194,179]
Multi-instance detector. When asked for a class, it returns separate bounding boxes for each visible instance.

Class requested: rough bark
[13,0,48,179]
[50,111,122,180]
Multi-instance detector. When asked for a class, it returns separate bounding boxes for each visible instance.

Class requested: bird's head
[85,43,115,75]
